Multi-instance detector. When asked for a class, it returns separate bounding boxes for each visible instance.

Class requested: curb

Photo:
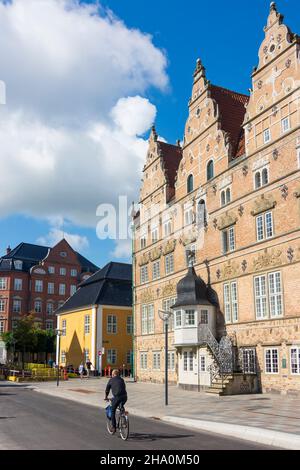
[162,417,300,450]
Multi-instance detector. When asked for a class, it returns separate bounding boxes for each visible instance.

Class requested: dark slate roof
[57,262,132,314]
[0,242,98,273]
[172,266,212,309]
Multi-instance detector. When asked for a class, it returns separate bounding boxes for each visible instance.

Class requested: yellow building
[56,262,133,374]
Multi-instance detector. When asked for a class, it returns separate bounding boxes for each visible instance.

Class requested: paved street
[0,384,274,450]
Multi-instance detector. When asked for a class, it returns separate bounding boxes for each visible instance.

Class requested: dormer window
[14,260,23,270]
[187,174,194,194]
[60,252,67,258]
[207,160,214,181]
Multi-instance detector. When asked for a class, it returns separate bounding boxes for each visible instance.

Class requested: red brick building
[0,239,98,339]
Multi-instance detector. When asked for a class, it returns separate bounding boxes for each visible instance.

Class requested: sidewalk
[19,378,300,449]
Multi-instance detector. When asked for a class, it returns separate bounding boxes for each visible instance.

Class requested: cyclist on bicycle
[105,369,127,434]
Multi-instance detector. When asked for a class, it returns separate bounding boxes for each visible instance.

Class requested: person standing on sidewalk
[104,369,128,434]
[79,362,84,380]
[85,358,93,378]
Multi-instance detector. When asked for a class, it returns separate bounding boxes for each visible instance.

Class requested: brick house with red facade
[0,239,98,346]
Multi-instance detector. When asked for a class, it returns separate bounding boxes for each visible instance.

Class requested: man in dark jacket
[105,369,127,433]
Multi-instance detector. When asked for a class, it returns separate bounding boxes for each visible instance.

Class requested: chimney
[6,245,11,255]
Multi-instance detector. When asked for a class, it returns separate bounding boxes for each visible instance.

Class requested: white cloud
[111,239,132,260]
[0,0,168,230]
[37,228,89,252]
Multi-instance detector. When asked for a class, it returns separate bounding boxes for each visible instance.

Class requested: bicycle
[105,399,129,441]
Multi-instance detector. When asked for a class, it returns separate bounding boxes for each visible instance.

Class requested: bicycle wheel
[119,414,129,441]
[106,418,115,435]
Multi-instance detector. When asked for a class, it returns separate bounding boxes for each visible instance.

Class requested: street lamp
[158,310,173,406]
[55,329,63,387]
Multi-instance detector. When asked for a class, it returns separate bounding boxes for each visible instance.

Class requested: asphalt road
[0,384,275,450]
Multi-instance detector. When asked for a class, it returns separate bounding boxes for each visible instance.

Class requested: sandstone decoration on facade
[162,283,176,298]
[221,260,240,280]
[179,229,198,247]
[140,288,155,303]
[253,248,283,272]
[217,212,238,231]
[162,239,176,256]
[138,253,150,267]
[149,246,162,262]
[251,194,277,216]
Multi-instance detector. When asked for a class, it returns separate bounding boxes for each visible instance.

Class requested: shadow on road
[128,432,193,442]
[0,392,16,396]
[0,417,16,419]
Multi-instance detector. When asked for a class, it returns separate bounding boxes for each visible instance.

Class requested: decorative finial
[270,2,277,12]
[150,124,158,142]
[176,139,181,148]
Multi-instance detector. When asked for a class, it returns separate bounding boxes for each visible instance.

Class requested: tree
[8,315,36,368]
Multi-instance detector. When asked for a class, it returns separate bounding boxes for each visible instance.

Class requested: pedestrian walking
[85,358,93,378]
[79,362,84,380]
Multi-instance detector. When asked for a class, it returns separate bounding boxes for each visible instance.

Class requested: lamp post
[55,329,62,387]
[158,310,173,406]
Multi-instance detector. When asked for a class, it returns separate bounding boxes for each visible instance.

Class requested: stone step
[209,383,226,390]
[205,389,224,396]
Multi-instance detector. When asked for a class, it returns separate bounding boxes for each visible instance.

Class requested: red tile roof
[210,85,249,159]
[157,141,182,202]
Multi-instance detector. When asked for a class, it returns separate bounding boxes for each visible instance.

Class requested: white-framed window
[140,265,149,285]
[265,348,279,374]
[0,278,7,290]
[59,284,66,296]
[185,309,196,326]
[83,348,90,363]
[162,298,176,332]
[46,302,54,315]
[35,280,43,293]
[107,349,117,365]
[175,310,182,328]
[254,272,283,319]
[140,236,147,249]
[254,167,269,189]
[200,356,206,372]
[242,348,257,374]
[107,315,117,334]
[34,300,42,314]
[184,207,194,226]
[263,128,271,144]
[200,310,208,324]
[0,320,4,334]
[60,267,66,276]
[71,269,77,277]
[48,266,55,274]
[14,278,22,291]
[48,282,55,294]
[151,228,159,243]
[163,220,172,237]
[62,319,67,336]
[222,226,235,253]
[70,285,76,296]
[256,211,274,241]
[281,117,290,133]
[0,299,6,312]
[140,352,148,370]
[46,321,53,331]
[223,281,238,323]
[126,316,133,335]
[84,315,90,334]
[290,347,300,375]
[152,260,160,280]
[141,304,154,335]
[165,253,174,275]
[13,299,21,313]
[61,351,66,363]
[221,187,231,206]
[168,351,175,371]
[183,351,194,372]
[153,352,161,370]
[14,260,23,270]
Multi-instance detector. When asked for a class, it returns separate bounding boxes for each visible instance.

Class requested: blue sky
[0,0,299,269]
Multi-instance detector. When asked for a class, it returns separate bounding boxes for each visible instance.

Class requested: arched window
[221,191,226,206]
[255,172,261,189]
[262,168,269,186]
[197,200,207,229]
[207,160,214,181]
[187,174,194,193]
[226,188,231,204]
